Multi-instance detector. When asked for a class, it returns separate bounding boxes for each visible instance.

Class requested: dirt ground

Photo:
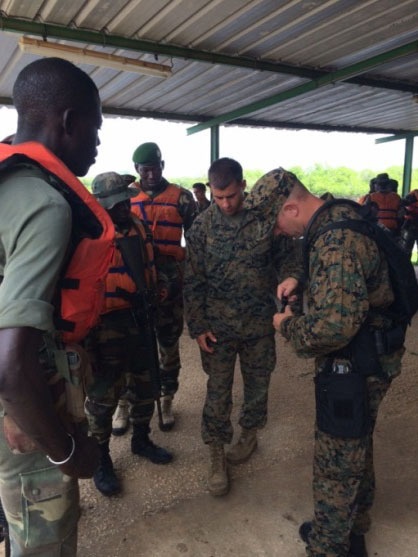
[72,316,418,557]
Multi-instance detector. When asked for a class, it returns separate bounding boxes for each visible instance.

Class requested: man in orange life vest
[86,172,173,497]
[131,143,198,430]
[0,58,113,555]
[359,174,402,235]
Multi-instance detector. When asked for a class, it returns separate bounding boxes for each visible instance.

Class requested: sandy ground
[71,317,418,557]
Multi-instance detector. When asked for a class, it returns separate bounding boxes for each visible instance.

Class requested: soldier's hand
[60,431,99,479]
[197,331,217,353]
[273,304,294,332]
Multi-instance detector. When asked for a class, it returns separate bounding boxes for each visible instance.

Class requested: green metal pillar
[210,126,219,163]
[402,136,414,196]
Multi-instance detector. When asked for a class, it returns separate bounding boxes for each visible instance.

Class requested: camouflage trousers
[84,310,157,444]
[156,293,184,397]
[200,334,276,445]
[306,374,392,557]
[0,420,79,556]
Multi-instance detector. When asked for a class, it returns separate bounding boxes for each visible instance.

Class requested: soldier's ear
[282,201,299,217]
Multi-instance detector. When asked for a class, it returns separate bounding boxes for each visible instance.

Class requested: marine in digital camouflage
[184,167,303,444]
[184,187,302,342]
[275,189,404,556]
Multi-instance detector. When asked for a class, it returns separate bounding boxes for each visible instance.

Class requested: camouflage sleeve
[280,231,371,358]
[183,217,210,338]
[178,188,199,232]
[272,235,304,283]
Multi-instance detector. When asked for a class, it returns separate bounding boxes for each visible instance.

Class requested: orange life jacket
[367,191,401,231]
[131,183,185,261]
[0,141,114,342]
[103,215,156,314]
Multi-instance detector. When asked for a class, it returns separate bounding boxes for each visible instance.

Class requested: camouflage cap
[132,142,162,165]
[92,171,137,209]
[244,167,298,212]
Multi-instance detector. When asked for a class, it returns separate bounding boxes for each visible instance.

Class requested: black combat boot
[299,522,368,557]
[131,424,173,464]
[93,442,121,496]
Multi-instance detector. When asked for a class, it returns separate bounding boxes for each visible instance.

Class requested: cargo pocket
[20,466,79,549]
[315,372,370,439]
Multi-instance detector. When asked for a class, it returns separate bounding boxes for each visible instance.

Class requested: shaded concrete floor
[74,319,418,557]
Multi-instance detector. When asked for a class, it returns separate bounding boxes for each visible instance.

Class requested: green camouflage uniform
[184,170,301,445]
[279,199,404,557]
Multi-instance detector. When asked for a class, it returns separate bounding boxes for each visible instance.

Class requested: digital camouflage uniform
[184,169,302,445]
[132,180,197,397]
[278,198,404,557]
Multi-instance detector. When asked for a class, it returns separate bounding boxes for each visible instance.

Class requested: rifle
[115,233,164,430]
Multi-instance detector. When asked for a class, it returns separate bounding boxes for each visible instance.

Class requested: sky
[1,105,413,181]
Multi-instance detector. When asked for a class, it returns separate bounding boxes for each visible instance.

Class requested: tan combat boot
[208,444,229,496]
[226,427,257,464]
[159,395,175,431]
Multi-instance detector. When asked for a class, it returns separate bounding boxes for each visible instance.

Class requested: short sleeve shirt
[0,165,72,331]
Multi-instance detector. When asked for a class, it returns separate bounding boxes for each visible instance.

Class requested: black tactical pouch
[315,372,370,438]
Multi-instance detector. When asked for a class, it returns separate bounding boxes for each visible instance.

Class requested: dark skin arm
[0,327,98,478]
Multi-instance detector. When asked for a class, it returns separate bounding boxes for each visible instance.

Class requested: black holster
[315,371,370,439]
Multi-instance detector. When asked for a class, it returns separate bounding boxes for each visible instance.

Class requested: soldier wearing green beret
[131,142,198,431]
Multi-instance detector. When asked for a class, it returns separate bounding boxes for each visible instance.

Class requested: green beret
[132,142,162,164]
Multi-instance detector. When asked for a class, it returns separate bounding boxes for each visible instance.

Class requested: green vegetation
[81,164,418,199]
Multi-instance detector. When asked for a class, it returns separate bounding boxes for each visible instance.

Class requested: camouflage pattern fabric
[278,199,404,556]
[184,183,300,445]
[154,258,185,396]
[200,334,276,444]
[0,424,78,556]
[280,201,396,358]
[243,167,298,216]
[84,310,156,444]
[184,198,302,341]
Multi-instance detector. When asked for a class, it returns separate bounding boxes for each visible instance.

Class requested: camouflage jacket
[280,198,396,360]
[184,201,302,341]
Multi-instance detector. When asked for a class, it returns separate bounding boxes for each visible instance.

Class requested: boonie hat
[244,167,297,212]
[92,171,137,210]
[132,142,162,165]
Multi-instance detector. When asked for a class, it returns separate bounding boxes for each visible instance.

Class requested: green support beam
[403,136,415,195]
[187,41,418,135]
[210,126,219,163]
[0,15,417,94]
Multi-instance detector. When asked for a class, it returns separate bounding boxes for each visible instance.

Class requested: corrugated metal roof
[0,0,417,135]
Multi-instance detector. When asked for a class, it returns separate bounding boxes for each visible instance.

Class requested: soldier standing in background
[87,172,173,497]
[184,158,301,497]
[192,182,211,213]
[131,143,198,430]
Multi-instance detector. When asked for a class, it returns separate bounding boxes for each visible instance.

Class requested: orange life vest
[131,183,185,261]
[0,141,114,342]
[103,215,156,314]
[368,191,401,231]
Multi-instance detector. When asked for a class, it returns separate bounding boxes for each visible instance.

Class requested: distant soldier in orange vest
[131,143,198,430]
[360,174,402,234]
[400,189,418,258]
